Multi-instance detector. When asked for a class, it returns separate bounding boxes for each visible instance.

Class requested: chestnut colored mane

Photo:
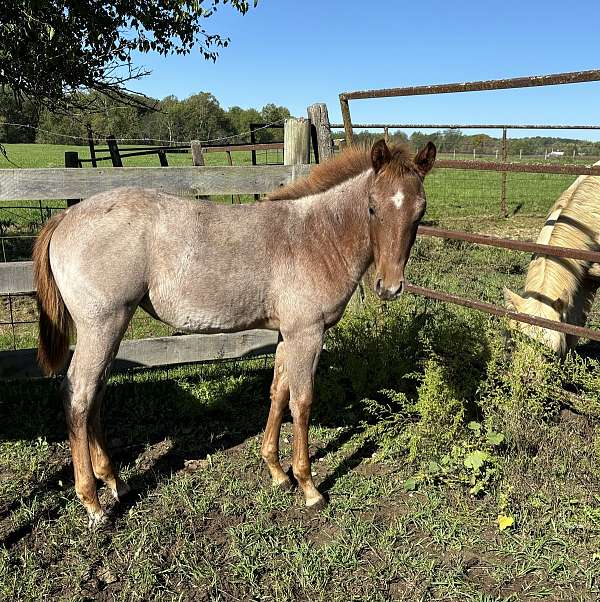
[266,143,416,201]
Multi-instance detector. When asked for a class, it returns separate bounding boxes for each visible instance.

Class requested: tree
[0,88,40,143]
[180,92,232,142]
[227,106,262,139]
[1,1,255,111]
[441,128,463,152]
[258,104,290,142]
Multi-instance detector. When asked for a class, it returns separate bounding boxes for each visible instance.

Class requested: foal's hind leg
[88,386,130,501]
[261,342,292,490]
[63,317,130,526]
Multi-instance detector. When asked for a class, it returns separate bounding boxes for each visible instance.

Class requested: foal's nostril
[375,278,383,295]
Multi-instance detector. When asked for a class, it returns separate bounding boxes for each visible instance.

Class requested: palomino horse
[33,139,436,526]
[504,160,600,355]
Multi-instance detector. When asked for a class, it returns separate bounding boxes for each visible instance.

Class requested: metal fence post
[500,128,508,217]
[339,96,354,145]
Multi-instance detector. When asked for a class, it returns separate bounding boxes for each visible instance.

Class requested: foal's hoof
[111,479,131,502]
[274,477,294,492]
[305,495,327,512]
[87,510,110,530]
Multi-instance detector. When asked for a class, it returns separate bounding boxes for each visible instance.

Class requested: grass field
[2,144,600,600]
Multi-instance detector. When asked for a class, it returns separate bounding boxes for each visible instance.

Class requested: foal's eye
[368,207,375,216]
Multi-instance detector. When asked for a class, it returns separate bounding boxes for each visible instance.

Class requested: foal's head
[368,139,436,300]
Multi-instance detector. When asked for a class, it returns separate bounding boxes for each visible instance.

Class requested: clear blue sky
[132,0,600,139]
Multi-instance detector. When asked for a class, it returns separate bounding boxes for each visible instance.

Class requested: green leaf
[486,431,505,446]
[464,450,489,472]
[467,421,482,434]
[470,481,485,495]
[403,477,419,491]
[428,461,441,475]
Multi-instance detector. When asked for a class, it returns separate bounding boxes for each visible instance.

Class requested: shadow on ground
[0,305,493,548]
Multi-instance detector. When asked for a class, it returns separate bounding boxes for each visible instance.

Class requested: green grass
[0,143,283,169]
[2,144,600,600]
[2,300,600,600]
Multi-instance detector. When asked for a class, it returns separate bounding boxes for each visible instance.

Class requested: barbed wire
[0,118,287,146]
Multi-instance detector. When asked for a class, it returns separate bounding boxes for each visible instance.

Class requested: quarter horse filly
[33,139,436,526]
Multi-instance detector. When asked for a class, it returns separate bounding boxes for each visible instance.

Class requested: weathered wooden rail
[0,165,311,200]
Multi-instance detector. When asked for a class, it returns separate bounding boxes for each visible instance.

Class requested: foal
[33,139,436,525]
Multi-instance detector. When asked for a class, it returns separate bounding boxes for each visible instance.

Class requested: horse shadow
[0,304,492,546]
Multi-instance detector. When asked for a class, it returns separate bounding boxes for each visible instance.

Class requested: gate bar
[340,69,600,101]
[417,225,600,263]
[405,284,600,342]
[330,123,600,131]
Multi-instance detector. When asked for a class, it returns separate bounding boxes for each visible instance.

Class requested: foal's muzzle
[374,278,404,301]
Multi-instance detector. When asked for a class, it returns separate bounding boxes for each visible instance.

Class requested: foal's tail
[33,211,72,375]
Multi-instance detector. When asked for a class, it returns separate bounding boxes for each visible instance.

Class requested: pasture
[2,144,600,600]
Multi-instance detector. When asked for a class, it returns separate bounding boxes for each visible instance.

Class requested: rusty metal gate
[335,69,600,343]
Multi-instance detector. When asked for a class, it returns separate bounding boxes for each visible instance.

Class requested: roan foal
[33,139,436,526]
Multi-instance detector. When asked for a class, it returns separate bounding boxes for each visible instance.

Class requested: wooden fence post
[158,150,169,167]
[225,150,242,204]
[191,140,205,166]
[284,118,310,166]
[64,151,81,206]
[249,125,259,200]
[86,124,97,168]
[307,103,334,164]
[106,135,123,167]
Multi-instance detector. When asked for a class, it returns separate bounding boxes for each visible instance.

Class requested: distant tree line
[336,128,600,157]
[0,89,290,145]
[4,91,600,157]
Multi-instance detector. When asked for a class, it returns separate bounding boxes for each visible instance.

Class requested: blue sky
[132,1,600,139]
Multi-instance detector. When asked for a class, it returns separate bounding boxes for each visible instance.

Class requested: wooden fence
[0,106,337,379]
[81,122,286,168]
[0,166,309,379]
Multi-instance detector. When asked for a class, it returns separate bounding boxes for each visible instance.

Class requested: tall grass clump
[319,295,600,496]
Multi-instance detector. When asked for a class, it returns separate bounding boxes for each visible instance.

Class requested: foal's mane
[266,143,415,201]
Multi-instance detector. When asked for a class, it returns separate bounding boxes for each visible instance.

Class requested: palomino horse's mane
[266,143,415,201]
[504,162,600,353]
[527,162,600,299]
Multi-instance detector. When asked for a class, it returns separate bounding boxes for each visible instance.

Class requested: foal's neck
[299,170,373,285]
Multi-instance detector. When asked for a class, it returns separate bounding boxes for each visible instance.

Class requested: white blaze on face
[392,190,405,209]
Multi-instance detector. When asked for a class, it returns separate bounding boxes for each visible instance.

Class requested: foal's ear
[414,141,437,177]
[371,139,391,174]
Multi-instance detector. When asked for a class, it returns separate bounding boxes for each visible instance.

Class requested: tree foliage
[0,1,254,110]
[1,88,289,146]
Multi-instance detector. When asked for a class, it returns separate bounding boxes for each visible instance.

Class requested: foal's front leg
[284,326,325,509]
[261,342,292,489]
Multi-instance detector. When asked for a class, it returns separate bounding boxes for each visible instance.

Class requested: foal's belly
[141,285,276,334]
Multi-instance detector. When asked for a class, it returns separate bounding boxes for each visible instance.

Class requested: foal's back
[49,188,292,333]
